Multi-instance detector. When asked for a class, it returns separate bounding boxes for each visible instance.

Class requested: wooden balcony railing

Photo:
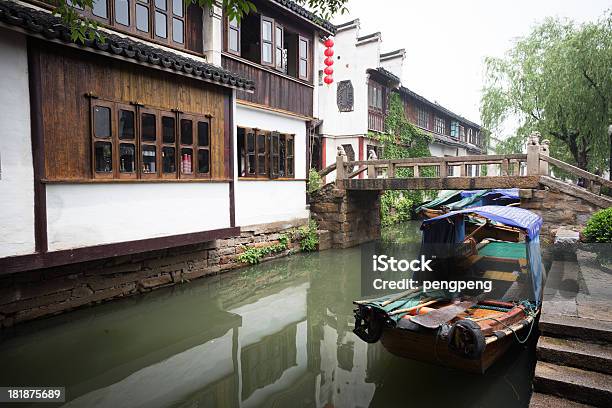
[368,110,385,132]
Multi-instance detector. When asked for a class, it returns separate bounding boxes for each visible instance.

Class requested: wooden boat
[353,206,544,373]
[415,189,520,220]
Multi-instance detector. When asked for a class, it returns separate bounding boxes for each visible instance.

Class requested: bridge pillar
[527,131,542,175]
[310,184,381,249]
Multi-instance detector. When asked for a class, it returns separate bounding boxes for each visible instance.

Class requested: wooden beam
[343,176,541,191]
[27,40,47,253]
[0,226,241,276]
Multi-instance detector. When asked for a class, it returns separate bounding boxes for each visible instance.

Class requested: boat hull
[379,325,518,374]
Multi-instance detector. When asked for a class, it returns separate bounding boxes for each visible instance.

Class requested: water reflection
[0,222,536,408]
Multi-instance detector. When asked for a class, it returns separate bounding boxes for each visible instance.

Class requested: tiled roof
[0,0,255,92]
[400,86,481,129]
[270,0,335,34]
[367,67,400,85]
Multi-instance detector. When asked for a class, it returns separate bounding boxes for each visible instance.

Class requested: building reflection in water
[0,243,534,408]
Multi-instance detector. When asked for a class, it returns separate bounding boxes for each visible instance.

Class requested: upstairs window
[237,127,295,179]
[468,128,474,144]
[434,117,445,135]
[72,0,185,47]
[417,106,429,129]
[450,121,459,138]
[227,17,240,55]
[368,82,384,111]
[459,125,466,142]
[225,13,310,81]
[298,36,309,80]
[261,17,274,66]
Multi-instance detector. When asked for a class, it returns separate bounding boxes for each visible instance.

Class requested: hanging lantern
[324,66,333,75]
[324,57,334,66]
[324,38,334,48]
[324,75,334,84]
[324,48,334,57]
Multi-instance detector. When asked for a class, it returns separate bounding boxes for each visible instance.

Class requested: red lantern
[324,38,334,48]
[324,66,333,75]
[324,75,334,84]
[324,57,334,66]
[324,48,334,57]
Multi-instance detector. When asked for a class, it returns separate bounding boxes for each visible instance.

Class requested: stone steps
[529,392,595,408]
[539,314,612,343]
[533,361,612,407]
[537,336,612,375]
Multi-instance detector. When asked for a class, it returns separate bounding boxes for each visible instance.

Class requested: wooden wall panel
[37,42,230,181]
[223,56,313,117]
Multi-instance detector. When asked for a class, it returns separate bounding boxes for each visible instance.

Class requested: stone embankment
[530,229,612,407]
[0,219,307,328]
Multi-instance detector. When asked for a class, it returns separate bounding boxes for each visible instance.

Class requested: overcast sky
[332,0,609,136]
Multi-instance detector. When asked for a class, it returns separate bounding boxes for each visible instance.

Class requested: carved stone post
[539,139,550,175]
[526,132,541,176]
[336,145,347,187]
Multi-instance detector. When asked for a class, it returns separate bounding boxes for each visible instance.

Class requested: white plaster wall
[380,56,403,78]
[46,183,230,251]
[234,104,308,226]
[317,27,379,137]
[0,30,35,258]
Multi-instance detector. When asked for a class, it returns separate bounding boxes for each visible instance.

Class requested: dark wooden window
[89,99,211,180]
[227,17,240,55]
[459,125,466,142]
[450,121,459,138]
[261,17,274,66]
[238,127,294,179]
[117,103,137,179]
[417,106,429,129]
[71,0,184,47]
[298,36,309,80]
[368,81,385,132]
[91,101,114,179]
[434,116,445,135]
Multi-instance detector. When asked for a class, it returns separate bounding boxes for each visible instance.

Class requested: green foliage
[481,10,612,174]
[237,234,289,264]
[373,93,433,226]
[54,0,348,44]
[54,0,103,44]
[583,207,612,243]
[294,219,319,252]
[307,168,323,193]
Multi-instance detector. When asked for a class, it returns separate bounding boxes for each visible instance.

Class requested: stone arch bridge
[311,137,612,248]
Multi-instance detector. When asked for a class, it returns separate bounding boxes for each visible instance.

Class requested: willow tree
[53,0,348,42]
[481,11,612,177]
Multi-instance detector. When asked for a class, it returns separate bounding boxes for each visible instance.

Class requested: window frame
[226,16,241,55]
[139,107,160,179]
[90,99,115,179]
[178,113,197,179]
[116,103,138,179]
[261,16,275,67]
[238,126,295,180]
[196,117,211,177]
[417,106,429,129]
[274,23,284,72]
[434,116,445,135]
[298,35,310,80]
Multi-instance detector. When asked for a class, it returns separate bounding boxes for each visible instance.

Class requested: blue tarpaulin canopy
[422,205,542,240]
[421,205,544,305]
[460,188,520,200]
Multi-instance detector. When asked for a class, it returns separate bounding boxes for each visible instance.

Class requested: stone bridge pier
[309,184,381,249]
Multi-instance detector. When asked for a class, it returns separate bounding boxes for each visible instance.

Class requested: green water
[0,222,536,408]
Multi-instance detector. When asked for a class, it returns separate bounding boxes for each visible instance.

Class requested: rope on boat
[474,301,538,344]
[471,304,512,312]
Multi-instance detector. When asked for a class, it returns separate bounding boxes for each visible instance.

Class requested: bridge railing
[318,133,611,197]
[328,153,529,182]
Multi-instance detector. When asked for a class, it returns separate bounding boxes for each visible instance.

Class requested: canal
[0,222,537,408]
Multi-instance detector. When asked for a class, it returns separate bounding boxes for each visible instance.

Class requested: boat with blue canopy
[415,188,520,219]
[353,205,544,373]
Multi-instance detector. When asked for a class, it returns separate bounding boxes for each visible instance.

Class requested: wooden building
[0,0,332,277]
